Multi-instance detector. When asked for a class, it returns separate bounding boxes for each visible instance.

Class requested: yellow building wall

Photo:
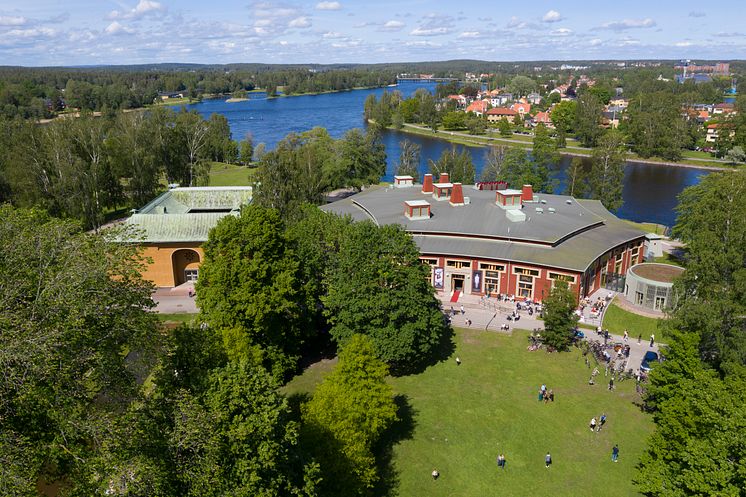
[140,243,205,287]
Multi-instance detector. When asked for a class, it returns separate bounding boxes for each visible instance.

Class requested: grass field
[284,328,653,497]
[620,219,668,234]
[602,301,663,341]
[207,162,256,186]
[154,312,196,324]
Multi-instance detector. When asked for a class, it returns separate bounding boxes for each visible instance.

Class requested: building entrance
[451,274,465,292]
[185,268,199,282]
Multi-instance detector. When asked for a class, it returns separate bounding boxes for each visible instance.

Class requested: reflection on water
[188,83,710,227]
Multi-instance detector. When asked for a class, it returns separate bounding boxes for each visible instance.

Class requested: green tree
[428,146,475,184]
[196,205,311,379]
[507,75,537,97]
[395,139,421,182]
[322,222,448,371]
[670,171,746,371]
[498,117,513,137]
[551,100,577,148]
[575,92,604,147]
[204,113,238,163]
[441,111,466,130]
[532,123,560,170]
[480,145,508,182]
[566,157,589,198]
[334,128,387,190]
[302,335,397,496]
[626,92,689,160]
[502,147,551,192]
[588,130,626,212]
[541,280,579,351]
[465,114,486,135]
[0,206,158,494]
[239,132,254,165]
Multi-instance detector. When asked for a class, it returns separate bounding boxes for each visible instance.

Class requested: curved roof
[628,263,684,284]
[321,185,645,272]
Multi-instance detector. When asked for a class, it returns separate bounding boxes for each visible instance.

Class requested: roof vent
[565,199,572,204]
[548,207,556,213]
[535,207,544,213]
[541,199,547,204]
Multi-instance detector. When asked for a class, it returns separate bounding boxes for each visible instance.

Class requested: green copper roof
[124,187,252,243]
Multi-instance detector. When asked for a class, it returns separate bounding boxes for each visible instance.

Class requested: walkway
[439,289,659,373]
[152,283,197,314]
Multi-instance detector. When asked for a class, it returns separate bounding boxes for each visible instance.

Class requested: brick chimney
[422,173,434,194]
[521,184,534,202]
[450,183,464,206]
[439,172,450,184]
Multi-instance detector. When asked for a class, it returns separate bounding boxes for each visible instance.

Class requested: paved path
[152,284,198,314]
[440,288,660,374]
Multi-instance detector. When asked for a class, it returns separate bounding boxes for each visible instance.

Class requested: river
[188,82,711,227]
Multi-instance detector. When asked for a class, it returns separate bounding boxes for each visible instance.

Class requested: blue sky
[1,0,744,66]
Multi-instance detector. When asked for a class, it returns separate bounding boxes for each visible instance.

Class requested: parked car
[640,351,659,372]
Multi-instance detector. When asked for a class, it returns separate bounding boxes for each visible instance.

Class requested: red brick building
[322,175,645,302]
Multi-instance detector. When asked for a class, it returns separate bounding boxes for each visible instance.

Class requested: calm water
[188,83,710,226]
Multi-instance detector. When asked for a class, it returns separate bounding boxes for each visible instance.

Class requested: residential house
[713,103,735,115]
[486,107,517,123]
[466,100,490,116]
[510,102,531,117]
[608,97,628,109]
[448,94,468,108]
[526,92,542,105]
[531,111,553,128]
[705,123,734,143]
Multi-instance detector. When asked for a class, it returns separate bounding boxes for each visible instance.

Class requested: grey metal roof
[321,186,646,272]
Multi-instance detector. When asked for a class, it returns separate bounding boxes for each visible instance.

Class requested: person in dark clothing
[545,453,552,468]
[612,445,619,462]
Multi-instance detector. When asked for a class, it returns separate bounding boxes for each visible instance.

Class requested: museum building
[322,174,647,302]
[123,186,253,287]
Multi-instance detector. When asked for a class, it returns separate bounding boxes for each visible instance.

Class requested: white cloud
[688,11,706,18]
[675,41,693,47]
[288,17,311,28]
[105,21,135,35]
[542,10,562,23]
[410,26,449,36]
[597,18,656,31]
[4,27,56,39]
[315,1,342,10]
[379,20,404,31]
[458,31,481,38]
[108,0,165,20]
[322,31,344,38]
[551,28,572,36]
[589,38,603,46]
[0,15,27,26]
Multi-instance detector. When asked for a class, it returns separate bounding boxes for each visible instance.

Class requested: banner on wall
[433,267,444,289]
[472,270,482,292]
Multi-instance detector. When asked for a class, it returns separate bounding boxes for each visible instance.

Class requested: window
[185,269,199,282]
[635,291,644,306]
[518,275,533,299]
[548,272,576,284]
[513,267,539,276]
[446,260,471,269]
[480,263,505,272]
[654,296,666,310]
[485,270,501,295]
[421,258,438,266]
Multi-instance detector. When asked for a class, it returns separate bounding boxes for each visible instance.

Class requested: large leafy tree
[541,281,578,351]
[532,123,560,171]
[502,146,551,192]
[480,145,508,182]
[0,206,158,494]
[626,92,689,160]
[574,92,604,148]
[428,146,475,184]
[588,129,626,212]
[507,75,537,97]
[302,335,397,496]
[566,157,590,198]
[550,100,577,148]
[395,139,421,182]
[669,171,746,371]
[322,222,448,371]
[333,128,387,190]
[196,205,311,379]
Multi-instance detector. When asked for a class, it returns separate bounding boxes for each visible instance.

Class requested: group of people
[589,413,608,432]
[538,384,554,403]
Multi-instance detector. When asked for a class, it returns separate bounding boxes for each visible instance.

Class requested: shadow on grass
[286,392,311,422]
[374,394,418,497]
[390,324,456,377]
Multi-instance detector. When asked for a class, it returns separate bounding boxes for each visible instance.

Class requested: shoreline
[388,122,732,172]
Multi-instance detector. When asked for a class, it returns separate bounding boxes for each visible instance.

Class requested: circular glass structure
[623,263,684,312]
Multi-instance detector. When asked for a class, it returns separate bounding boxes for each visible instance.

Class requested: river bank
[392,122,732,172]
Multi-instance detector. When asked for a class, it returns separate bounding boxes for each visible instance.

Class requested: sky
[1,0,745,66]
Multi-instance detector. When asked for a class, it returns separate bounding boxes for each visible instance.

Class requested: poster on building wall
[433,267,444,289]
[472,270,482,292]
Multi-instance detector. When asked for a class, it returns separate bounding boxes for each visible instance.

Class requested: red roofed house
[510,102,531,116]
[531,111,553,128]
[466,100,490,116]
[486,107,517,123]
[713,103,735,115]
[706,123,735,143]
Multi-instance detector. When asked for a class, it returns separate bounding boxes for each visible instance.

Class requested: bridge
[396,77,459,83]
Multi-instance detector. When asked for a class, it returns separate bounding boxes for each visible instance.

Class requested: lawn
[207,162,256,186]
[155,312,196,325]
[602,300,663,341]
[620,219,668,234]
[284,328,654,497]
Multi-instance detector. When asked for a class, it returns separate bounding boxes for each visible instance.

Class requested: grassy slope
[207,162,256,186]
[284,328,653,497]
[602,301,663,341]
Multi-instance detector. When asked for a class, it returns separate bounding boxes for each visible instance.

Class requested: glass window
[480,263,505,271]
[549,272,576,283]
[446,260,471,269]
[421,258,438,266]
[514,267,539,277]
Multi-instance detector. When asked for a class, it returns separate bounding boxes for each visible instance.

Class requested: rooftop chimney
[521,184,534,202]
[450,183,464,206]
[439,172,450,184]
[422,173,434,194]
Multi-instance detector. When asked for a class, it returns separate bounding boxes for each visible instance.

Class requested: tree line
[0,108,239,229]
